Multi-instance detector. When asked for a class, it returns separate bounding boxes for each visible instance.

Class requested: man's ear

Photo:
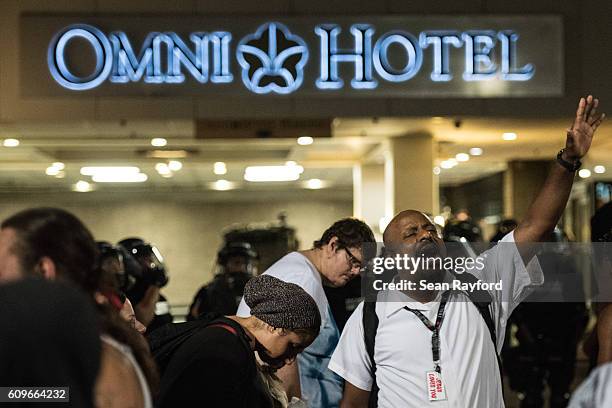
[37,257,57,280]
[268,326,286,337]
[326,236,340,256]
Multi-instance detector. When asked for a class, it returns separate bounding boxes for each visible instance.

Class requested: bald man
[329,95,605,408]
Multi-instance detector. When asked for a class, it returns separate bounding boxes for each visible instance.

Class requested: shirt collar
[380,272,454,318]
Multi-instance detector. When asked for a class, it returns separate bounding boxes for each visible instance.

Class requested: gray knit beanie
[244,275,321,330]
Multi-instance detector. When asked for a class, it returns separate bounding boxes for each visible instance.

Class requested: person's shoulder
[193,285,208,298]
[343,301,366,330]
[264,252,314,282]
[498,230,516,243]
[187,321,253,375]
[262,252,327,317]
[268,251,310,269]
[190,319,249,354]
[96,341,145,407]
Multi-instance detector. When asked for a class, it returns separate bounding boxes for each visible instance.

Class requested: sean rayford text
[371,254,485,274]
[371,278,503,292]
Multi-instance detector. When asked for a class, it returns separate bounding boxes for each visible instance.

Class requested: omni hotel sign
[22,15,563,97]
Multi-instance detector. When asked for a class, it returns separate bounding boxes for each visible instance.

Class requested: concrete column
[353,163,386,235]
[504,160,550,221]
[384,133,439,217]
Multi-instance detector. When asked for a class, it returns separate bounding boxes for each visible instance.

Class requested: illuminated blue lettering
[111,31,231,84]
[373,31,422,82]
[169,32,209,83]
[498,31,534,80]
[109,32,157,83]
[462,31,497,81]
[48,24,112,90]
[210,32,233,83]
[315,24,376,89]
[237,22,308,94]
[419,31,462,81]
[151,34,174,83]
[48,23,536,92]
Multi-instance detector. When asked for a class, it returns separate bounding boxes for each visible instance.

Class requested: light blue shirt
[297,303,343,407]
[569,363,612,408]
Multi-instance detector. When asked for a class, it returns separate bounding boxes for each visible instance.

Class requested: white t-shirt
[328,232,543,408]
[237,251,329,324]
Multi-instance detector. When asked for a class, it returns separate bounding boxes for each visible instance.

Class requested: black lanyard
[404,290,451,373]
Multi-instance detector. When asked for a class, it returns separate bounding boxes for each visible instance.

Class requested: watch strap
[556,149,582,172]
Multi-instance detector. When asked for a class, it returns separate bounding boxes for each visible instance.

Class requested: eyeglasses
[343,247,363,272]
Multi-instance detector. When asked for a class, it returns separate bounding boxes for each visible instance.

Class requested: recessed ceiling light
[151,138,167,147]
[469,147,483,156]
[168,160,183,171]
[455,153,470,162]
[212,179,234,191]
[578,169,591,179]
[297,136,314,146]
[214,162,227,175]
[244,165,304,182]
[305,179,324,189]
[80,166,140,176]
[433,166,441,175]
[46,166,61,176]
[73,180,94,192]
[594,165,606,174]
[3,138,20,147]
[155,163,171,175]
[440,158,458,169]
[46,162,66,176]
[92,173,148,183]
[80,166,146,182]
[502,132,517,141]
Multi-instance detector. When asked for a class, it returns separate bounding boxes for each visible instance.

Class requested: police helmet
[217,242,258,266]
[443,219,483,243]
[117,237,169,288]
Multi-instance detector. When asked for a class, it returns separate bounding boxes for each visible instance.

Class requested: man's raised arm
[514,95,605,253]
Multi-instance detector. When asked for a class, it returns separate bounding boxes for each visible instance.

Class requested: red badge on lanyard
[426,371,447,401]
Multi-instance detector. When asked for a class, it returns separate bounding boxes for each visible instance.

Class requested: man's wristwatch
[556,148,582,172]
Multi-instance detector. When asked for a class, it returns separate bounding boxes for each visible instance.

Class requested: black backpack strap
[362,301,379,408]
[148,313,222,374]
[452,272,504,381]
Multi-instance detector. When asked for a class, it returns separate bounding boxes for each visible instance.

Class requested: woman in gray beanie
[152,274,321,408]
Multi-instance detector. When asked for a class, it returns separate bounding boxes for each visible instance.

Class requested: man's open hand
[564,95,605,160]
